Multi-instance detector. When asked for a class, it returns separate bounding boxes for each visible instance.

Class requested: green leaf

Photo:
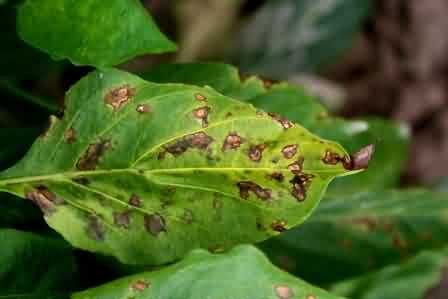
[72,245,346,299]
[17,0,176,67]
[259,190,448,285]
[0,193,46,230]
[0,128,41,171]
[247,88,410,192]
[144,63,409,192]
[0,2,61,79]
[141,63,267,101]
[311,118,410,193]
[0,228,80,299]
[331,247,448,299]
[0,68,356,265]
[233,0,372,77]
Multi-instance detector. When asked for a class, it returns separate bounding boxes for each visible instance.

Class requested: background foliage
[0,1,447,299]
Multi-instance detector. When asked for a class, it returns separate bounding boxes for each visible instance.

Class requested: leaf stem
[0,80,58,113]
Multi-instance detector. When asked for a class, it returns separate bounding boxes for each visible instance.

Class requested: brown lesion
[41,115,60,140]
[248,144,267,162]
[144,214,167,236]
[222,132,244,151]
[286,157,313,201]
[113,211,131,229]
[274,285,294,299]
[104,85,135,110]
[268,112,294,129]
[136,104,151,114]
[271,220,288,232]
[195,93,207,102]
[131,280,150,292]
[237,181,272,200]
[322,144,375,170]
[129,194,142,207]
[268,172,284,182]
[192,106,211,128]
[282,144,298,159]
[64,127,76,144]
[287,157,304,175]
[163,132,214,157]
[86,215,106,241]
[25,186,64,215]
[76,139,112,170]
[290,173,313,202]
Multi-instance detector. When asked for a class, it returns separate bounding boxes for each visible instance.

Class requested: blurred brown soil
[327,0,448,185]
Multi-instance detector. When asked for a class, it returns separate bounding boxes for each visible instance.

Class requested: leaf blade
[17,0,176,67]
[72,245,347,299]
[0,68,355,265]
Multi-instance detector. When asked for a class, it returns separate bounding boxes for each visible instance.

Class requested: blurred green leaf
[331,247,448,299]
[72,245,346,299]
[233,0,372,78]
[141,63,267,101]
[0,229,80,299]
[17,0,176,67]
[0,2,60,79]
[0,193,45,230]
[0,80,58,112]
[259,190,448,285]
[0,127,40,171]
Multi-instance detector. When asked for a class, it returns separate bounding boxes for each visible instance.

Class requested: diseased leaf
[309,118,409,193]
[17,0,176,67]
[259,190,448,285]
[142,63,409,192]
[72,245,347,299]
[141,62,267,101]
[233,0,372,78]
[331,247,448,299]
[246,87,409,192]
[0,68,357,265]
[0,229,80,299]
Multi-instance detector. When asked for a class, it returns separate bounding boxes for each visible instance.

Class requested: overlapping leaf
[0,229,80,299]
[233,0,372,77]
[331,247,448,299]
[259,190,448,285]
[72,245,346,299]
[0,68,356,265]
[142,62,267,101]
[17,0,176,67]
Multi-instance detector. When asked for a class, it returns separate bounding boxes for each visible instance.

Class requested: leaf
[247,88,410,192]
[0,128,41,171]
[145,63,409,192]
[141,62,267,101]
[0,193,46,230]
[0,2,61,79]
[17,0,176,67]
[0,68,357,265]
[259,189,448,285]
[233,0,372,78]
[0,228,80,299]
[331,247,448,299]
[72,244,346,299]
[309,118,410,193]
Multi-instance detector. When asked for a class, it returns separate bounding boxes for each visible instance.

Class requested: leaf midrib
[0,167,345,187]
